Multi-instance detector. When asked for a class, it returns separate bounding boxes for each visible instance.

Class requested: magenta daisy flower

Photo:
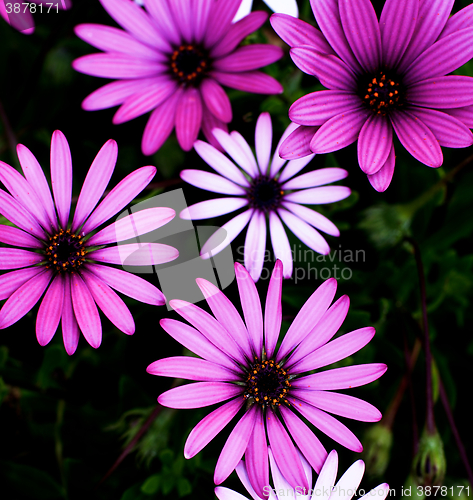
[0,1,71,35]
[73,0,283,155]
[215,448,390,500]
[180,112,350,281]
[271,0,473,191]
[148,261,387,497]
[0,131,179,354]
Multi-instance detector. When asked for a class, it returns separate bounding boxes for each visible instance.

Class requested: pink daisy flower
[180,112,351,281]
[0,131,179,354]
[0,1,71,35]
[215,448,390,500]
[271,0,473,191]
[73,0,284,155]
[148,261,387,497]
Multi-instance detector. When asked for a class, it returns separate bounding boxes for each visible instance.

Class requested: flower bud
[362,424,393,477]
[413,429,446,487]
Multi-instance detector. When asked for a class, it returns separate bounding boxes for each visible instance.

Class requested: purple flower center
[170,44,209,84]
[244,358,291,408]
[247,175,283,212]
[361,71,403,115]
[45,229,86,273]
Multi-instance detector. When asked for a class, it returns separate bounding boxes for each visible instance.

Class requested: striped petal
[36,274,64,346]
[50,131,72,229]
[88,243,178,266]
[158,382,242,409]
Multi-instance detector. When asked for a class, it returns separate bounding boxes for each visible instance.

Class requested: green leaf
[141,473,160,495]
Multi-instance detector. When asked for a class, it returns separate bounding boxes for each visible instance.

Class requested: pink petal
[169,300,247,365]
[244,211,267,282]
[279,125,318,160]
[81,166,156,234]
[291,363,388,391]
[184,397,244,458]
[0,225,42,249]
[276,277,337,361]
[367,144,396,192]
[204,0,244,48]
[50,130,72,229]
[0,269,52,329]
[440,2,473,39]
[0,267,43,301]
[280,406,327,474]
[406,75,473,109]
[143,0,180,46]
[211,71,283,94]
[193,0,213,43]
[266,409,309,490]
[202,109,229,151]
[180,169,246,195]
[168,0,193,42]
[0,190,46,240]
[196,278,253,360]
[235,262,263,358]
[443,105,473,128]
[269,122,297,178]
[88,243,178,266]
[72,139,117,232]
[282,202,340,236]
[71,273,102,348]
[176,87,203,151]
[158,382,242,409]
[61,274,80,355]
[147,356,240,382]
[160,318,239,371]
[264,260,283,359]
[200,79,232,123]
[0,248,44,270]
[36,274,64,346]
[285,185,352,204]
[213,129,258,177]
[181,198,248,220]
[357,114,393,175]
[213,45,283,73]
[310,109,371,154]
[314,449,338,493]
[245,408,269,499]
[390,110,443,167]
[281,167,348,190]
[255,112,272,173]
[193,140,249,186]
[142,89,182,155]
[85,263,165,306]
[214,406,257,485]
[235,460,270,500]
[269,213,293,278]
[332,460,365,498]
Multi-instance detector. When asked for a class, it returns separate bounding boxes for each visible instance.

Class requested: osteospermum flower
[180,112,350,281]
[0,131,179,354]
[234,0,298,23]
[0,1,71,34]
[73,0,283,155]
[148,261,387,497]
[271,0,473,191]
[215,448,390,500]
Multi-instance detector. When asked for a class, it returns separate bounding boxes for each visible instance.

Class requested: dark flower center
[244,358,291,407]
[361,70,404,115]
[45,229,86,273]
[170,44,209,84]
[247,175,283,212]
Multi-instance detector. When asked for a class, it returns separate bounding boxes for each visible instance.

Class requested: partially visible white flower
[234,0,298,22]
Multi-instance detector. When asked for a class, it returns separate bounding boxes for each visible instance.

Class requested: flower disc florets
[170,44,209,85]
[360,70,403,115]
[247,175,283,212]
[244,357,291,407]
[45,229,86,273]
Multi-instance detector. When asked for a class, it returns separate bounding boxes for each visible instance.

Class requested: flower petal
[184,397,244,458]
[204,0,244,48]
[390,109,443,167]
[214,45,283,72]
[0,269,51,329]
[71,139,117,232]
[269,122,297,178]
[202,109,229,150]
[245,408,269,499]
[269,213,293,279]
[214,406,258,485]
[180,169,246,195]
[0,225,42,249]
[357,114,393,175]
[270,13,334,53]
[88,243,178,266]
[314,449,338,493]
[235,262,263,359]
[71,273,101,349]
[255,112,273,174]
[147,356,240,382]
[280,406,327,474]
[143,0,180,46]
[0,248,44,270]
[264,260,283,359]
[244,211,267,282]
[443,105,473,128]
[276,277,336,361]
[36,274,64,346]
[61,274,80,355]
[279,125,318,160]
[292,364,388,391]
[282,202,340,236]
[50,130,72,229]
[181,198,247,220]
[289,90,362,127]
[0,267,43,301]
[284,186,351,205]
[0,190,46,240]
[211,71,283,94]
[440,3,473,39]
[194,140,249,186]
[367,143,395,192]
[266,409,309,490]
[193,0,213,43]
[282,167,348,190]
[175,87,203,151]
[200,79,232,123]
[196,278,253,360]
[406,75,473,109]
[332,460,365,499]
[82,166,156,234]
[310,108,370,154]
[159,382,242,409]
